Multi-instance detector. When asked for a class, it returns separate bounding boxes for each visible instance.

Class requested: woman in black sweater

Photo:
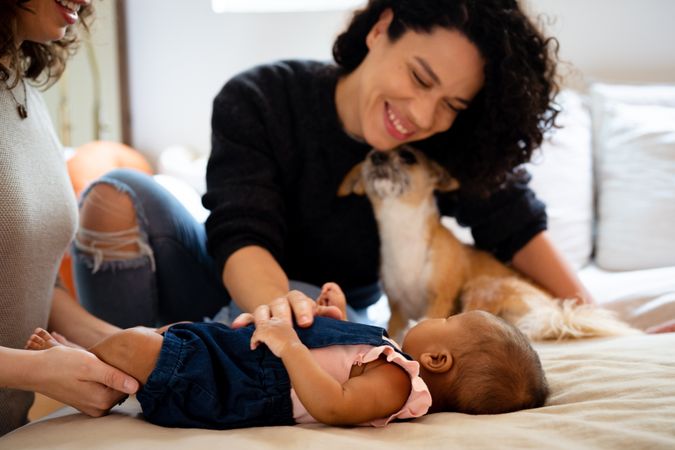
[74,0,593,331]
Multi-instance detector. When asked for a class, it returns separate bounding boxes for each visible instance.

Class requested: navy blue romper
[136,317,407,429]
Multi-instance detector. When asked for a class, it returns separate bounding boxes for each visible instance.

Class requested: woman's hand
[249,306,303,358]
[29,345,139,417]
[646,319,675,334]
[231,288,343,329]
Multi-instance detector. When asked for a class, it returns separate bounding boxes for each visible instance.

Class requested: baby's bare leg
[26,327,162,385]
[89,327,163,385]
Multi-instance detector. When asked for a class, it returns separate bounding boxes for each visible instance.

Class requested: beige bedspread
[2,332,674,450]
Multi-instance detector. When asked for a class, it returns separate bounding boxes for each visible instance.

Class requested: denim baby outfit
[136,317,407,429]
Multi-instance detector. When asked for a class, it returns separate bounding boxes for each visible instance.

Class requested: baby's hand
[316,282,347,320]
[250,306,302,358]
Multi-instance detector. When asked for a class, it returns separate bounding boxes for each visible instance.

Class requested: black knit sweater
[203,60,547,297]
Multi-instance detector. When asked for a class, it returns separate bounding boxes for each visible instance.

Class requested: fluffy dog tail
[516,299,641,340]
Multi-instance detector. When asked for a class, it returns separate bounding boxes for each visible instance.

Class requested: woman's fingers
[231,312,254,329]
[33,346,138,417]
[254,304,271,324]
[646,319,675,334]
[286,290,316,327]
[269,296,293,325]
[233,289,327,330]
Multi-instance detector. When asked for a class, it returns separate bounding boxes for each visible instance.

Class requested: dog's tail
[516,299,641,340]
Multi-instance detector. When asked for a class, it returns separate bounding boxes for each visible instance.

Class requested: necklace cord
[2,77,28,119]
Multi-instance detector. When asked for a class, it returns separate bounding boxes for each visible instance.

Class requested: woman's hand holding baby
[232,285,345,330]
[22,344,138,417]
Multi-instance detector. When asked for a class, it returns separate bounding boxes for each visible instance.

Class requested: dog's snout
[370,151,389,166]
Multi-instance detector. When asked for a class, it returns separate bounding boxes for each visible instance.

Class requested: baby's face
[401,310,495,359]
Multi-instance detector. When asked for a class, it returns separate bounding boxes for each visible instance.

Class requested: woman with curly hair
[0,0,138,436]
[73,0,592,333]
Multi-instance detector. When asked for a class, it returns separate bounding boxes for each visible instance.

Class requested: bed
[2,81,675,450]
[2,332,674,450]
[3,0,675,446]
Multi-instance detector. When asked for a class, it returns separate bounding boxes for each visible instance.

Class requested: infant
[27,283,547,428]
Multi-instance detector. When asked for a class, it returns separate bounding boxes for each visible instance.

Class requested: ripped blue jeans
[73,169,229,328]
[72,169,387,328]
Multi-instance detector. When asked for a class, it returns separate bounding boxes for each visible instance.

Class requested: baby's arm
[251,317,410,426]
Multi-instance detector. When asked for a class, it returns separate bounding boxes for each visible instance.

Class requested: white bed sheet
[2,332,674,450]
[579,263,675,329]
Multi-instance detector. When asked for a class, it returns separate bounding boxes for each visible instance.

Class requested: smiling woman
[335,10,485,150]
[71,0,591,364]
[0,0,93,87]
[1,0,139,437]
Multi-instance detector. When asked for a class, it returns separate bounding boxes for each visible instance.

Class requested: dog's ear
[430,161,460,192]
[337,163,365,197]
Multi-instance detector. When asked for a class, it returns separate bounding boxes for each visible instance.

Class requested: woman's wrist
[0,347,42,392]
[512,231,595,304]
[222,246,290,313]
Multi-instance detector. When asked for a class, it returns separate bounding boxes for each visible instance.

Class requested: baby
[26,283,548,429]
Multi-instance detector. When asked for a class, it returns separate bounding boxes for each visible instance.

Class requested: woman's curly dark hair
[333,0,560,195]
[0,0,94,87]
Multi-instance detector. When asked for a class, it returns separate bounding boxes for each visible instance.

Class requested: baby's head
[402,310,548,415]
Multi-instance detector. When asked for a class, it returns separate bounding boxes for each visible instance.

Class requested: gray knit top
[0,79,78,435]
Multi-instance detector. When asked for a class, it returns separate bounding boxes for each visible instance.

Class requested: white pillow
[591,83,675,271]
[153,174,210,223]
[527,90,594,270]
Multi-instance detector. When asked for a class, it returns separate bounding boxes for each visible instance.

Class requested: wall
[124,0,675,161]
[124,0,355,162]
[523,0,675,87]
[42,0,122,148]
[44,0,675,161]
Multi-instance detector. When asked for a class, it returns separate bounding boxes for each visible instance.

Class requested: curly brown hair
[0,0,94,87]
[333,0,560,195]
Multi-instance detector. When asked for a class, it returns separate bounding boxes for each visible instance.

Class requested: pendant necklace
[2,77,28,119]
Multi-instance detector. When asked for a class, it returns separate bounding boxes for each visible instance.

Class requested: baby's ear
[337,163,365,196]
[420,350,454,374]
[430,161,460,192]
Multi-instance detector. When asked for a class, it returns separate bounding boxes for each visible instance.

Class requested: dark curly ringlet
[333,0,560,195]
[0,0,94,87]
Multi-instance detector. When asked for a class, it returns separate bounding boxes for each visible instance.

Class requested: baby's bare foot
[318,282,347,320]
[25,328,61,350]
[49,331,84,349]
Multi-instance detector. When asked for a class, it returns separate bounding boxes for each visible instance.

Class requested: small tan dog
[338,146,638,340]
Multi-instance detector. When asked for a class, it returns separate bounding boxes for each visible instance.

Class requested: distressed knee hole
[80,183,138,232]
[75,183,155,272]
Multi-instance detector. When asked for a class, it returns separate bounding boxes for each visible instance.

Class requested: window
[211,0,365,13]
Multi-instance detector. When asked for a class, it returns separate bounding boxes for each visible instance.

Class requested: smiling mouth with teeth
[56,0,82,13]
[386,104,412,136]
